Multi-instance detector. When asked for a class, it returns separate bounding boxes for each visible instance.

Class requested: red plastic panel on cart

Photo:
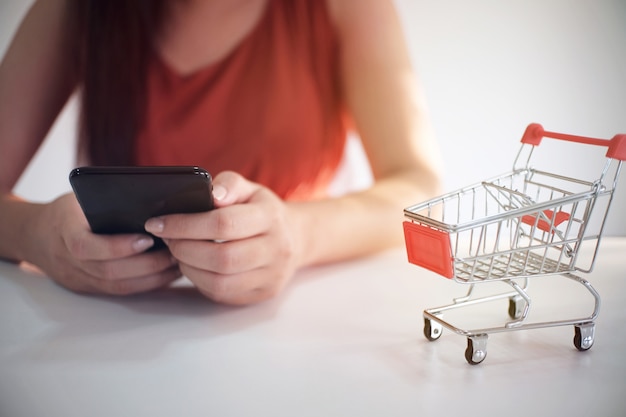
[521,210,570,233]
[403,221,454,278]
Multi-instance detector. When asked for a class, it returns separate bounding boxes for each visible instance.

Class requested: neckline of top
[154,0,274,80]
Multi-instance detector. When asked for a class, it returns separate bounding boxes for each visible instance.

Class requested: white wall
[2,0,625,235]
[393,0,626,236]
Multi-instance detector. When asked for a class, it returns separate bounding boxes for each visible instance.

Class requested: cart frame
[403,123,626,364]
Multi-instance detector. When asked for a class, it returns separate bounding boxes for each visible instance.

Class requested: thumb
[211,171,261,208]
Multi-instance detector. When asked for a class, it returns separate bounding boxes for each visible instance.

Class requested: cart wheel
[573,324,595,351]
[424,318,442,341]
[508,296,524,320]
[465,336,488,365]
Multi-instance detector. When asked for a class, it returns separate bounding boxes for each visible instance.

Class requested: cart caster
[508,295,525,320]
[573,323,595,351]
[465,335,488,365]
[424,317,443,341]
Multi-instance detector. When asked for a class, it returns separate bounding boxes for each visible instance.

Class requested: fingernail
[133,236,154,252]
[212,184,227,201]
[145,217,164,233]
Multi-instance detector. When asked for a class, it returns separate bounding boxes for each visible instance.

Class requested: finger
[167,238,270,274]
[180,263,282,305]
[67,264,181,296]
[145,205,271,241]
[91,265,182,296]
[63,228,155,261]
[211,171,263,207]
[79,249,178,281]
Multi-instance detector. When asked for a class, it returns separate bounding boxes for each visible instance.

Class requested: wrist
[0,195,46,263]
[286,201,317,268]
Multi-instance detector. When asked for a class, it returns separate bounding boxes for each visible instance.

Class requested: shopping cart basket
[403,123,626,364]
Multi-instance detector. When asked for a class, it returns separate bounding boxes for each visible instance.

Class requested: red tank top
[135,0,348,200]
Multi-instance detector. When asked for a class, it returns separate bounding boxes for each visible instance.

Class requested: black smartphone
[69,166,214,249]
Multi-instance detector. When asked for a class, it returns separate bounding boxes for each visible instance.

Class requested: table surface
[1,237,625,417]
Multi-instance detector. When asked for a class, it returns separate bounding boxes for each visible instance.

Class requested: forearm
[290,168,441,267]
[0,194,46,263]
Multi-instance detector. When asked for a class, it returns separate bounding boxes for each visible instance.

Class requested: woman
[0,0,442,305]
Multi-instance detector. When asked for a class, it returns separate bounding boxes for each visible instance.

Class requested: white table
[1,238,625,417]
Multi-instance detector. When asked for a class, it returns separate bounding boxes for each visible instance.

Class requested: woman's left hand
[144,171,301,305]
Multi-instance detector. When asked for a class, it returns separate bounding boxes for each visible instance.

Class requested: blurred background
[1,0,625,235]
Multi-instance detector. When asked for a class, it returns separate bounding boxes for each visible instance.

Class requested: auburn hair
[73,0,167,165]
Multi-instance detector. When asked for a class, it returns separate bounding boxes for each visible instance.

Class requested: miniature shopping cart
[403,123,626,364]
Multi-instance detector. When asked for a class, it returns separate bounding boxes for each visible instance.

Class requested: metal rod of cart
[403,123,626,364]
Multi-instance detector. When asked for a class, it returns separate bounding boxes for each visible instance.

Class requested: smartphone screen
[69,166,214,249]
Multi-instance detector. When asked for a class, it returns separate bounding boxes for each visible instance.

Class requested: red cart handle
[521,123,626,161]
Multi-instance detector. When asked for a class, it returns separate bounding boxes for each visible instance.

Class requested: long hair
[74,0,166,165]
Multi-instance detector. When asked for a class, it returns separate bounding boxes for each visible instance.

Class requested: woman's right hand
[24,193,181,295]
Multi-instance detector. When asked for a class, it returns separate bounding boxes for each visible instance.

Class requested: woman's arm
[0,0,77,261]
[0,1,180,295]
[290,0,443,265]
[0,0,77,194]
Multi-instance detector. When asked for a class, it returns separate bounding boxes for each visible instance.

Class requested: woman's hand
[25,193,181,295]
[144,171,301,305]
